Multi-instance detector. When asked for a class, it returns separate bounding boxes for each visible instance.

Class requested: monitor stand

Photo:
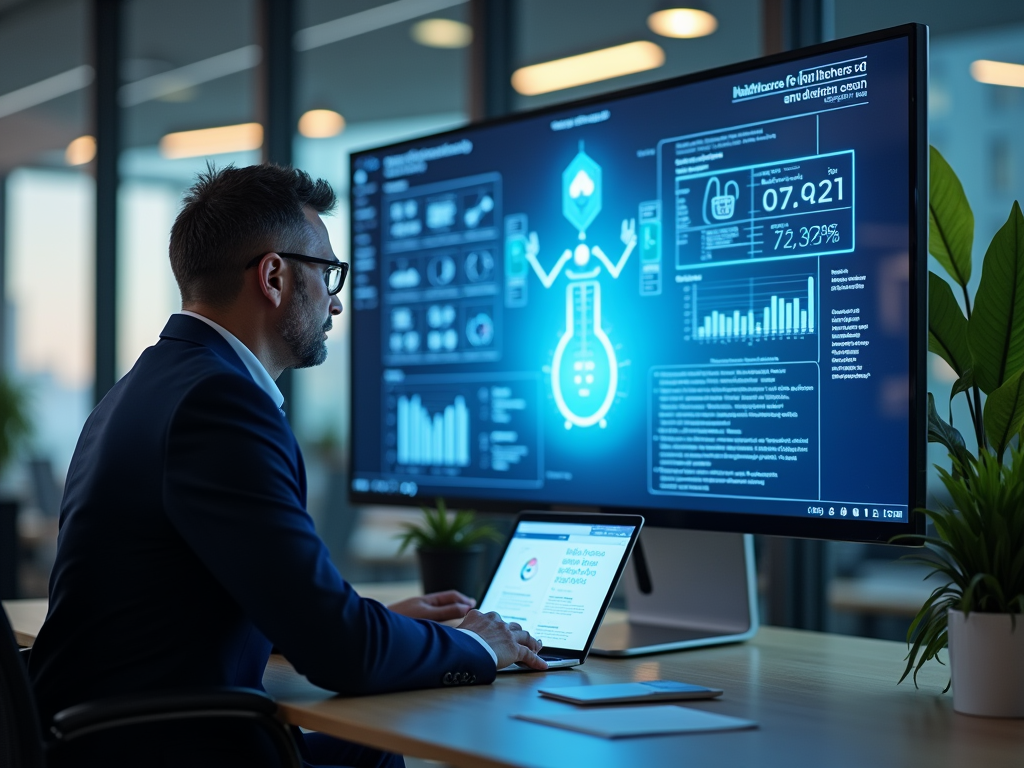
[590,527,759,657]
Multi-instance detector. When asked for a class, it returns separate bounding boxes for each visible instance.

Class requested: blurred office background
[1,0,1022,642]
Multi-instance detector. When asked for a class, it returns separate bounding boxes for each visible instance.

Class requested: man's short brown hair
[169,164,336,306]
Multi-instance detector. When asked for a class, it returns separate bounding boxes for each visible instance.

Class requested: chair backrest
[0,608,45,768]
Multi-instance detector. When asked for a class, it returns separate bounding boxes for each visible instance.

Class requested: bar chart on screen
[383,373,544,488]
[396,393,470,467]
[684,272,818,344]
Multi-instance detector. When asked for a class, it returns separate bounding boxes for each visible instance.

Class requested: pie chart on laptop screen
[520,557,538,581]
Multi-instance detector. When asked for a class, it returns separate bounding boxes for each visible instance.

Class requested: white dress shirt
[175,311,498,667]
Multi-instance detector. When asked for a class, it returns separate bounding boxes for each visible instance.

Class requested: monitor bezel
[347,23,928,545]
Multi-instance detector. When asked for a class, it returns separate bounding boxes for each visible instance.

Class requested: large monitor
[349,23,926,552]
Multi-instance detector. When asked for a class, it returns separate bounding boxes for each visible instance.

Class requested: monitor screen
[479,518,639,654]
[348,25,926,543]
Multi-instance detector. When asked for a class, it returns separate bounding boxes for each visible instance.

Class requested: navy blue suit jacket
[30,314,494,729]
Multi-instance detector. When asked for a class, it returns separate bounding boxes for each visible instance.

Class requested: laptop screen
[478,520,638,653]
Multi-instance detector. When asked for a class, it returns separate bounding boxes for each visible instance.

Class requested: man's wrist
[455,628,498,667]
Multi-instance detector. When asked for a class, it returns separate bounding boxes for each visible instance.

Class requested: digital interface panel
[350,35,916,526]
[479,521,636,652]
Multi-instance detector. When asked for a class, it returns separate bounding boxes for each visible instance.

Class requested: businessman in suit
[29,164,545,768]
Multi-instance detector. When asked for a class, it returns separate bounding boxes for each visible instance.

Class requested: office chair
[0,611,301,768]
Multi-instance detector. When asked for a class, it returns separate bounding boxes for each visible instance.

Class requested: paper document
[513,705,757,739]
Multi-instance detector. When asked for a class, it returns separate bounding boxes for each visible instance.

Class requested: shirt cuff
[455,628,498,667]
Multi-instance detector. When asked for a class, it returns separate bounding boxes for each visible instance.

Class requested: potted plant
[0,374,31,599]
[396,498,503,597]
[898,146,1024,717]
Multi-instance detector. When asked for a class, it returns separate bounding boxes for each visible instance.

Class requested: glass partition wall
[0,0,93,479]
[118,0,259,377]
[0,0,92,597]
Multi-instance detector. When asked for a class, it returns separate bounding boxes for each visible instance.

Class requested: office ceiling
[0,0,1022,175]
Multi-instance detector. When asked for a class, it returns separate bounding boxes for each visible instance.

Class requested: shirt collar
[177,310,284,410]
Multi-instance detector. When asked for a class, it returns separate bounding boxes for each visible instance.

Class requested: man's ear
[256,253,286,308]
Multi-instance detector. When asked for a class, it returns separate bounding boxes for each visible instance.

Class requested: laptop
[477,512,644,673]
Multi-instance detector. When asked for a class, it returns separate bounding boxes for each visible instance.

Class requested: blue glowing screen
[349,34,917,526]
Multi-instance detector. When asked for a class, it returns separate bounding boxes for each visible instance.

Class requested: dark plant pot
[0,499,18,599]
[417,546,485,597]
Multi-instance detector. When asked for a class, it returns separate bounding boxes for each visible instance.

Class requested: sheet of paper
[513,705,757,739]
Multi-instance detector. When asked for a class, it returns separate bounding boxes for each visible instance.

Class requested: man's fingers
[427,602,474,621]
[513,629,543,653]
[515,647,548,670]
[425,590,476,607]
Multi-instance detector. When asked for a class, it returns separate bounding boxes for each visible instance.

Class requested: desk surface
[8,587,1024,767]
[3,597,46,647]
[263,626,1022,768]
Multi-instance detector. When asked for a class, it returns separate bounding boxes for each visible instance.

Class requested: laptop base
[498,657,580,673]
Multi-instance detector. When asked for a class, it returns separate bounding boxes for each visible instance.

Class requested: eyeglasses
[245,252,349,295]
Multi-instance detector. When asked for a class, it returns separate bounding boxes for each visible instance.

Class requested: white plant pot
[948,609,1024,717]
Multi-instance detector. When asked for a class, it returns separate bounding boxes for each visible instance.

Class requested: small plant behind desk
[396,498,503,596]
[898,146,1024,716]
[0,373,31,599]
[0,375,31,472]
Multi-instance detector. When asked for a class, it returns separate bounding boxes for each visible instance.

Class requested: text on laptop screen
[350,34,916,528]
[478,521,636,651]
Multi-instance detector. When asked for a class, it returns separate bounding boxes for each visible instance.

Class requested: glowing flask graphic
[551,280,617,429]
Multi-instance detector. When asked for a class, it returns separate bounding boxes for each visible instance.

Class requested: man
[29,165,545,768]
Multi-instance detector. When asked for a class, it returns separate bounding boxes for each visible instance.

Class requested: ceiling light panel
[512,41,666,96]
[65,135,96,166]
[970,59,1024,88]
[299,109,346,138]
[411,18,472,48]
[159,123,263,160]
[647,8,718,39]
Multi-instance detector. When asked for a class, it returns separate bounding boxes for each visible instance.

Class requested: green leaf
[927,392,973,470]
[0,376,31,472]
[928,272,971,377]
[396,497,501,553]
[968,201,1024,394]
[951,369,973,401]
[983,369,1024,459]
[899,445,1024,688]
[928,146,974,289]
[950,369,974,425]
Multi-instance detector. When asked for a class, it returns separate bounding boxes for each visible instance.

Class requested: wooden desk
[3,597,47,646]
[8,589,1024,767]
[263,626,1023,768]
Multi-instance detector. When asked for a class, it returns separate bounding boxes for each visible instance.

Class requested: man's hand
[388,590,476,622]
[457,609,548,670]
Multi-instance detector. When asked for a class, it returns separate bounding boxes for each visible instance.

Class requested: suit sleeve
[162,372,496,694]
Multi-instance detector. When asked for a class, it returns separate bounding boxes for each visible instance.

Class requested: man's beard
[278,275,331,369]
